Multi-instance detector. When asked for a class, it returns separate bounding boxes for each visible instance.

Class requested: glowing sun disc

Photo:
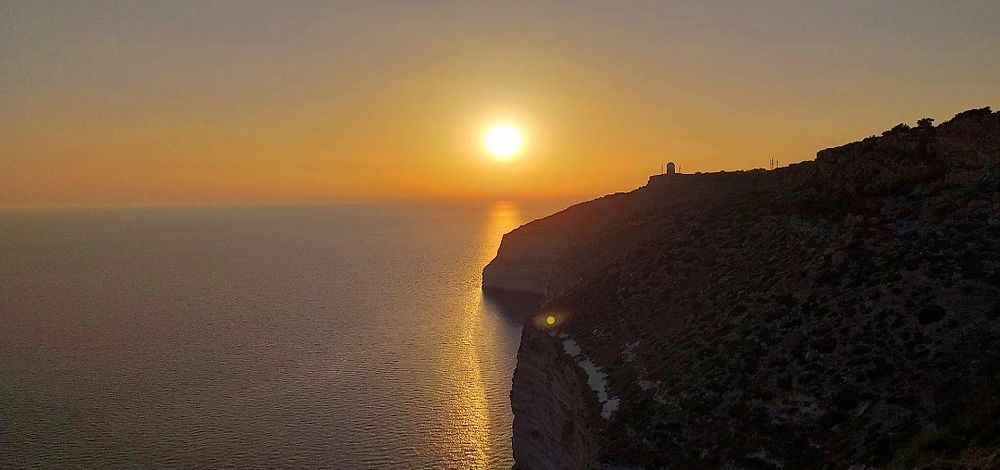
[482,123,524,159]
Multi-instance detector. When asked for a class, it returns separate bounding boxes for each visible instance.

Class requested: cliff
[510,322,601,470]
[483,191,652,295]
[489,107,1000,468]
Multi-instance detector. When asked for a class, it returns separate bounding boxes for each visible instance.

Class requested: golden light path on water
[0,201,564,468]
[447,201,524,468]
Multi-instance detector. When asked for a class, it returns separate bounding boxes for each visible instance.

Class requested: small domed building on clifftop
[664,162,676,175]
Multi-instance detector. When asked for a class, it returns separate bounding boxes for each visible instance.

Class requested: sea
[0,200,568,469]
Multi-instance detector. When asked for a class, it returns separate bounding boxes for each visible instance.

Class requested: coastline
[487,107,1000,468]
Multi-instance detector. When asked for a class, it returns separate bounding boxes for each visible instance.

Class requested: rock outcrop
[483,192,653,296]
[491,107,1000,468]
[510,323,600,470]
[483,234,571,295]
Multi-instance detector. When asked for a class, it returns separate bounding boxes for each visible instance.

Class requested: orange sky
[3,1,999,207]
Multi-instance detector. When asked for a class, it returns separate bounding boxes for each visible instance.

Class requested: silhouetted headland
[485,107,1000,468]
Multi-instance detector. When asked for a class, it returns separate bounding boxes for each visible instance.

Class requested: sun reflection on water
[447,201,524,468]
[483,202,523,243]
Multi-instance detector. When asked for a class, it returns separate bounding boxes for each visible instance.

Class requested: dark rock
[988,301,1000,321]
[491,107,1000,468]
[916,304,947,324]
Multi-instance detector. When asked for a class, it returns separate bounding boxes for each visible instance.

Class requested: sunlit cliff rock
[488,107,1000,468]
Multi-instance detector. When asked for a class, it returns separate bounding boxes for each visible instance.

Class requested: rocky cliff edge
[489,107,1000,468]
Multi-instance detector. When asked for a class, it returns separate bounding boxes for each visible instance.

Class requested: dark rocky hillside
[493,108,1000,469]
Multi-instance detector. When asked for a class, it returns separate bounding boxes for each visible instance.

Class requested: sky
[2,1,999,207]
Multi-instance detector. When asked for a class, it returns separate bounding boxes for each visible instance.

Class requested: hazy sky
[3,1,999,206]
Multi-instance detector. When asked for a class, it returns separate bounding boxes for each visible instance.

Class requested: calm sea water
[0,201,564,469]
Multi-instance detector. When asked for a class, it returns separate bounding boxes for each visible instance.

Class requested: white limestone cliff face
[510,325,599,470]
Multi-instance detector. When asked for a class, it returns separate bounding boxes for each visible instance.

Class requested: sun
[482,123,524,160]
